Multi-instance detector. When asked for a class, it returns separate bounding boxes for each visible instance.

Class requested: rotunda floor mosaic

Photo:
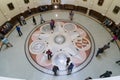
[25,20,95,75]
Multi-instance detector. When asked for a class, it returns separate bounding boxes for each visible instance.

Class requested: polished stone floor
[25,20,94,75]
[0,10,120,80]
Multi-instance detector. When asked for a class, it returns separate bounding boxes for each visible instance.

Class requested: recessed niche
[98,0,104,6]
[24,0,29,4]
[7,3,14,10]
[113,6,120,14]
[51,0,61,4]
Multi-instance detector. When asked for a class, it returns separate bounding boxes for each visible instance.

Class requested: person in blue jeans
[16,25,23,37]
[67,62,74,75]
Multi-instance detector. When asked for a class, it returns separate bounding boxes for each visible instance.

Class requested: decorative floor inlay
[25,20,95,75]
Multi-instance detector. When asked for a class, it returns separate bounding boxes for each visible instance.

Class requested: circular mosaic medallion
[29,40,46,54]
[54,35,66,44]
[25,20,95,75]
[41,24,51,33]
[64,23,76,32]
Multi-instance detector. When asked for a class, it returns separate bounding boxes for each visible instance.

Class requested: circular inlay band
[25,20,95,75]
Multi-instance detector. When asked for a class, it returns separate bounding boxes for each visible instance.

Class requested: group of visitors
[94,32,120,79]
[32,14,46,25]
[0,9,74,51]
[96,33,119,57]
[94,19,120,79]
[52,57,74,76]
[0,6,46,50]
[45,49,74,76]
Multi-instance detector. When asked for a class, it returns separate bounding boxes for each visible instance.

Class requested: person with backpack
[67,62,74,75]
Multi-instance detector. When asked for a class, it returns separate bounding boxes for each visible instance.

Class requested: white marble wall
[0,10,7,25]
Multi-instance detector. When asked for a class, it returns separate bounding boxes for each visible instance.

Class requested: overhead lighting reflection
[54,5,58,9]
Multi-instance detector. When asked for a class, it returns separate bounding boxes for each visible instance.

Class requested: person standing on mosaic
[46,49,52,60]
[50,19,55,31]
[69,10,74,21]
[16,25,23,37]
[66,57,71,66]
[67,62,74,75]
[40,14,45,24]
[32,16,37,25]
[52,65,59,76]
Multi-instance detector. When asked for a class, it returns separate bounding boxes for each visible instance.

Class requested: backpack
[68,63,74,69]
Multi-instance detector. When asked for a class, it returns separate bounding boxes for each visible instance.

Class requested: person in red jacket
[46,49,52,60]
